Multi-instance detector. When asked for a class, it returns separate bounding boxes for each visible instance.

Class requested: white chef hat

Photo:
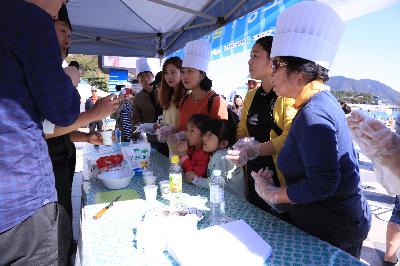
[182,39,211,73]
[136,57,152,76]
[270,1,344,70]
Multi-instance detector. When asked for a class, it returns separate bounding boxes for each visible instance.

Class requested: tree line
[331,90,376,104]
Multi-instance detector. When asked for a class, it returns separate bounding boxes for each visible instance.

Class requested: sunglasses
[272,60,288,74]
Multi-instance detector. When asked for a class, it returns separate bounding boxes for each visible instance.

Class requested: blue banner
[108,68,128,92]
[169,0,302,61]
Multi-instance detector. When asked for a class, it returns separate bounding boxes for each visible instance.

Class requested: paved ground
[358,153,396,266]
[71,143,395,266]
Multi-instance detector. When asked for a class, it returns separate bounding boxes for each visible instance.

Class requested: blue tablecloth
[77,144,366,266]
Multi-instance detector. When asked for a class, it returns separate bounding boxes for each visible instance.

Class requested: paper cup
[100,130,113,145]
[144,185,158,202]
[159,180,170,199]
[143,175,156,186]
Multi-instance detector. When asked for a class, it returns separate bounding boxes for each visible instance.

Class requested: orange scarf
[293,80,329,109]
[92,96,99,104]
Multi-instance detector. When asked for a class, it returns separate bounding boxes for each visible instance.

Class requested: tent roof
[68,0,400,57]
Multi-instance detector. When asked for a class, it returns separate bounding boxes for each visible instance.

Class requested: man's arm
[69,131,103,145]
[25,10,80,126]
[45,95,119,139]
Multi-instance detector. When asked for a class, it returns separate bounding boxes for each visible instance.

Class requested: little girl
[176,114,210,182]
[193,119,245,199]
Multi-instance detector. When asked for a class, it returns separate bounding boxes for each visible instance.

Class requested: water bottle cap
[171,155,179,164]
[212,170,221,176]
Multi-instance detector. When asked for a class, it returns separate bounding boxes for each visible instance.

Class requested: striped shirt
[121,102,133,142]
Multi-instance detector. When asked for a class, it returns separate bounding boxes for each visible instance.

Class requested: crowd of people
[1,1,399,265]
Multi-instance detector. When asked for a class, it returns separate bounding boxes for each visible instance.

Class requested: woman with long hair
[229,95,243,117]
[158,56,186,128]
[158,56,186,155]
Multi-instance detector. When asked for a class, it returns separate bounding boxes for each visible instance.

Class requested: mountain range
[326,76,400,106]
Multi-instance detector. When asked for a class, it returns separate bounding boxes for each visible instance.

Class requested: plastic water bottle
[115,128,121,144]
[169,155,182,206]
[209,169,225,225]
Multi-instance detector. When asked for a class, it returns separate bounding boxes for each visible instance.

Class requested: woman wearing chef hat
[250,1,371,258]
[177,39,228,131]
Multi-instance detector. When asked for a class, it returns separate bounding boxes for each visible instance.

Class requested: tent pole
[224,0,248,21]
[119,0,157,32]
[165,0,214,51]
[147,0,216,21]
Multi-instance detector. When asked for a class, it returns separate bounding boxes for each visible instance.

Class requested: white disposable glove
[348,111,400,165]
[226,137,261,167]
[156,125,177,143]
[374,162,400,195]
[251,167,288,213]
[63,65,80,87]
[348,111,400,194]
[170,131,187,142]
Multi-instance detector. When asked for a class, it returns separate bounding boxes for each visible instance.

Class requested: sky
[206,2,400,97]
[104,2,400,97]
[330,3,400,91]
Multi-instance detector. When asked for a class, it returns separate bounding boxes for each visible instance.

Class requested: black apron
[148,89,169,157]
[246,87,280,212]
[47,135,76,218]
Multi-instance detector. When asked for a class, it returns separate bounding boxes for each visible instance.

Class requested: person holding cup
[111,86,135,142]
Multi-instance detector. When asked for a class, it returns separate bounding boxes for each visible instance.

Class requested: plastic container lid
[171,155,180,164]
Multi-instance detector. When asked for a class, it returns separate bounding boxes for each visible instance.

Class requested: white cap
[182,39,211,73]
[270,1,344,70]
[136,57,152,76]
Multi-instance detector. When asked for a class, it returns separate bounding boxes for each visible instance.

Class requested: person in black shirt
[235,37,280,213]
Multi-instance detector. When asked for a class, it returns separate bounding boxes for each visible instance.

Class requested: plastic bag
[121,142,151,169]
[156,125,178,143]
[226,137,260,167]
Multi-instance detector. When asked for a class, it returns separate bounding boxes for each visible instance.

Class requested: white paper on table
[167,219,272,266]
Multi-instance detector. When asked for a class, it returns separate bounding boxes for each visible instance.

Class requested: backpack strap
[207,93,219,113]
[179,92,190,108]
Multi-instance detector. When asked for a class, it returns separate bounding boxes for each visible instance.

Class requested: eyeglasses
[272,60,288,73]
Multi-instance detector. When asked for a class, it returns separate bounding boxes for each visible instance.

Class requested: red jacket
[181,147,210,178]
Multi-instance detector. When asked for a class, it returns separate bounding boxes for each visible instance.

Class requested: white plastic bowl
[98,169,132,189]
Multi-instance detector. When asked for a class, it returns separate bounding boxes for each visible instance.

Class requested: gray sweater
[193,149,246,199]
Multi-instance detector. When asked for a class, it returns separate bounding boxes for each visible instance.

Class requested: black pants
[53,160,75,266]
[289,203,370,258]
[48,135,76,266]
[0,203,58,265]
[89,120,103,132]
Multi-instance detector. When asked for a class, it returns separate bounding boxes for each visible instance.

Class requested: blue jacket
[278,91,371,248]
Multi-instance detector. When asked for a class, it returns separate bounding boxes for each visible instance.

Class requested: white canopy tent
[67,0,400,58]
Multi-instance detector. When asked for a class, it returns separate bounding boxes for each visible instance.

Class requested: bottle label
[210,185,224,204]
[169,173,182,193]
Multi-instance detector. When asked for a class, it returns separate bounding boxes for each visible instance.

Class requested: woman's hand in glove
[251,168,289,207]
[226,138,261,167]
